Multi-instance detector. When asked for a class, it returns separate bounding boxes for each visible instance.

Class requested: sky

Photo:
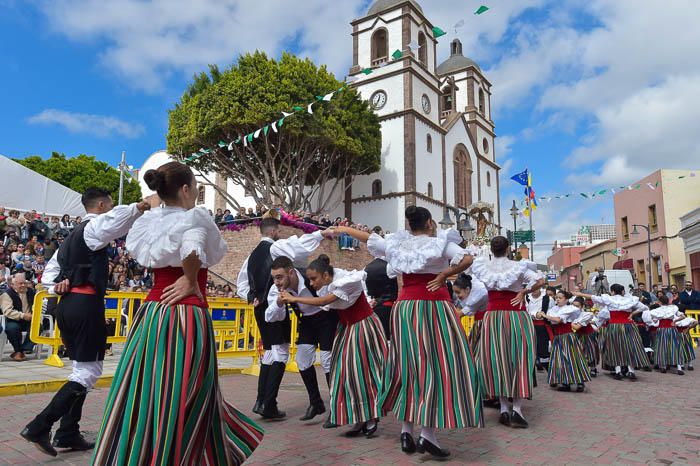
[1,0,699,260]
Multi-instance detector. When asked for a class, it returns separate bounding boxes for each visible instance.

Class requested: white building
[679,207,700,286]
[331,0,501,231]
[137,150,257,214]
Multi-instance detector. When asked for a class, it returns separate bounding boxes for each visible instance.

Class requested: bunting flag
[454,19,465,32]
[475,5,490,15]
[432,26,447,38]
[392,49,403,60]
[510,169,530,186]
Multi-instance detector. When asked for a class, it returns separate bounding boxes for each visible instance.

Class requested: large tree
[167,52,382,213]
[14,152,142,204]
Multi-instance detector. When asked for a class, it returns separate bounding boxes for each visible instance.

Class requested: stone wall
[210,225,374,287]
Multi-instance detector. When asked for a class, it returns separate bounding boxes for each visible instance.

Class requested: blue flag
[511,169,529,186]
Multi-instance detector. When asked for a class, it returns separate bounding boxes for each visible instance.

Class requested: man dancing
[21,188,150,456]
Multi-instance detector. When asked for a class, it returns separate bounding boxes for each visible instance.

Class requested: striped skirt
[679,331,696,362]
[549,333,591,385]
[92,301,263,466]
[600,323,649,368]
[328,313,388,426]
[379,299,483,429]
[577,332,600,367]
[654,328,686,366]
[479,310,536,399]
[467,320,483,360]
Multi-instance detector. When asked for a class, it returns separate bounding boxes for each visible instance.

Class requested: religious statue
[476,212,488,237]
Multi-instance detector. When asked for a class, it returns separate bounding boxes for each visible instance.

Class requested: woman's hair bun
[317,254,331,265]
[404,205,431,231]
[144,169,164,191]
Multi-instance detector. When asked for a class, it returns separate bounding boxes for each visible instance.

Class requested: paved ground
[1,367,698,465]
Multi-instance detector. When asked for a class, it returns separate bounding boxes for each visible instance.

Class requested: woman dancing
[334,206,482,458]
[92,162,263,465]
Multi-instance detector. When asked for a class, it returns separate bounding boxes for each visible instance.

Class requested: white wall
[476,125,495,163]
[353,117,404,197]
[356,9,403,69]
[415,120,443,201]
[353,196,405,233]
[356,74,404,115]
[412,77,439,123]
[478,159,499,208]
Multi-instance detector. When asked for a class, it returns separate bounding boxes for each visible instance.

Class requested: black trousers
[4,318,34,353]
[56,292,106,362]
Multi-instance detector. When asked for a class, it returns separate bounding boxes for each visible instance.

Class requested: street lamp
[632,224,653,289]
[510,200,519,253]
[455,211,474,240]
[438,208,454,230]
[117,151,136,205]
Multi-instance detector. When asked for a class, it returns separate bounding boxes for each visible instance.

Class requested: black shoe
[688,366,694,371]
[498,412,511,427]
[627,372,637,380]
[363,420,378,438]
[510,411,529,429]
[536,362,544,372]
[483,398,501,409]
[252,400,264,415]
[401,432,416,454]
[613,372,623,380]
[322,415,338,429]
[549,383,558,388]
[576,383,585,393]
[678,369,685,375]
[299,403,326,421]
[261,407,286,420]
[557,384,571,392]
[642,366,652,372]
[52,433,95,451]
[660,367,667,373]
[344,423,365,437]
[591,368,598,378]
[20,428,57,457]
[416,436,450,458]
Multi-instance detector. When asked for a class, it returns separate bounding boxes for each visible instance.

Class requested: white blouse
[319,269,367,310]
[648,304,682,320]
[641,310,659,327]
[526,293,547,319]
[469,256,543,292]
[126,206,226,268]
[591,294,648,313]
[546,304,581,324]
[455,277,489,316]
[367,229,467,275]
[676,317,697,328]
[574,311,595,326]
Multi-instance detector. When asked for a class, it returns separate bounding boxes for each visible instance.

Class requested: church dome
[437,39,481,75]
[367,0,423,16]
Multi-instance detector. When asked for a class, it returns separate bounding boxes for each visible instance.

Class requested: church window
[478,88,485,115]
[426,134,432,153]
[427,182,433,198]
[486,171,491,187]
[482,137,489,154]
[197,186,206,205]
[441,85,453,118]
[418,32,427,66]
[371,28,388,66]
[372,179,383,196]
[453,146,473,209]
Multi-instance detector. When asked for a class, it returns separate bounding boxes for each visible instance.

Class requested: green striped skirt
[92,301,264,466]
[577,332,600,367]
[679,331,696,362]
[600,323,649,368]
[549,333,591,385]
[479,310,536,399]
[379,299,483,429]
[468,320,483,360]
[654,327,686,366]
[328,313,388,426]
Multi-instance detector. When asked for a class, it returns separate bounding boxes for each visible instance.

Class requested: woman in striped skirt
[633,295,685,374]
[572,297,600,377]
[279,255,388,437]
[471,237,545,429]
[675,315,697,373]
[574,284,649,381]
[538,291,591,392]
[92,162,263,466]
[335,206,482,459]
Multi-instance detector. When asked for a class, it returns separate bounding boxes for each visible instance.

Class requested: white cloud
[27,109,145,138]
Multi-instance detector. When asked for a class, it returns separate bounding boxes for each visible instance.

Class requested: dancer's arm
[427,253,474,292]
[161,251,202,306]
[270,230,333,262]
[332,226,371,243]
[279,291,338,307]
[572,291,593,300]
[84,197,154,251]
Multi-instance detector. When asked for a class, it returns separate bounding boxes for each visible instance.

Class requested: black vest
[57,220,109,297]
[364,258,398,303]
[246,241,274,305]
[4,287,35,316]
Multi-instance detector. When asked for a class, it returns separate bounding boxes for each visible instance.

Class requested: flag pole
[528,169,534,263]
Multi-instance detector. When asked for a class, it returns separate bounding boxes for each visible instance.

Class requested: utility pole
[118,151,126,205]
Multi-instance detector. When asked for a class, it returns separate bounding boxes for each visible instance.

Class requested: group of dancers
[16,160,699,464]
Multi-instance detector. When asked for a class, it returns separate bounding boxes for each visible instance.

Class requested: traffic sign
[546,273,557,281]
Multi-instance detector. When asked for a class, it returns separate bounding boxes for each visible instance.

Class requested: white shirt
[366,229,468,275]
[546,304,581,324]
[318,268,366,310]
[41,204,144,294]
[469,256,543,292]
[457,277,489,316]
[126,205,226,268]
[648,304,683,321]
[266,268,323,322]
[526,293,547,319]
[236,231,324,300]
[676,316,697,328]
[590,294,649,313]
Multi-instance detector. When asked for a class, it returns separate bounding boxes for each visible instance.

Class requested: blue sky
[1,0,698,259]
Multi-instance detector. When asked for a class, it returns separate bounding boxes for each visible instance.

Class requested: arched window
[418,32,427,66]
[426,134,432,153]
[427,182,433,198]
[453,146,473,209]
[441,85,453,118]
[486,171,491,187]
[372,179,383,197]
[197,186,206,205]
[478,88,485,115]
[371,29,388,66]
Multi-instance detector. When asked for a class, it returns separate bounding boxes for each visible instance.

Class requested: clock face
[421,94,431,114]
[370,90,387,110]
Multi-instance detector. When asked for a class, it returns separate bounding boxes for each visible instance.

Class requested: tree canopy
[13,152,142,204]
[167,52,382,212]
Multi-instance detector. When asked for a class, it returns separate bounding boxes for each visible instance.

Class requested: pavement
[1,366,699,465]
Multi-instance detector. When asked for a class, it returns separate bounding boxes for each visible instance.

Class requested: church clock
[421,94,431,114]
[370,90,387,110]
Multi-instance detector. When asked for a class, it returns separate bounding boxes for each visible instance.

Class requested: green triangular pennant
[315,95,324,101]
[218,141,226,148]
[391,49,403,60]
[361,68,373,75]
[293,106,303,112]
[247,133,254,143]
[278,118,285,127]
[432,26,447,38]
[475,5,489,15]
[263,125,269,136]
[634,184,641,189]
[599,189,607,195]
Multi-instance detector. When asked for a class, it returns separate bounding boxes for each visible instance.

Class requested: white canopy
[0,154,86,217]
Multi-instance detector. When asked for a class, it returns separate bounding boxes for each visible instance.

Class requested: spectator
[128,273,145,290]
[30,215,49,241]
[214,208,224,225]
[0,274,35,361]
[0,245,9,266]
[74,215,82,226]
[58,214,73,236]
[637,282,652,306]
[42,237,56,260]
[650,284,660,304]
[593,267,610,295]
[223,209,235,223]
[20,259,36,282]
[247,207,255,218]
[11,244,28,265]
[679,281,700,312]
[234,207,247,220]
[5,210,23,236]
[32,255,45,280]
[0,262,10,291]
[46,216,59,238]
[0,206,6,237]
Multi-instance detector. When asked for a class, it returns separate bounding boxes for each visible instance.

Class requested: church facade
[334,0,501,233]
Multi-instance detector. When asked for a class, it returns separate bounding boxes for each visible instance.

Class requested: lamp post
[509,200,519,254]
[455,211,474,241]
[117,151,135,205]
[632,224,653,290]
[438,207,454,230]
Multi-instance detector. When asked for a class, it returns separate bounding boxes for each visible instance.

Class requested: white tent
[0,154,86,216]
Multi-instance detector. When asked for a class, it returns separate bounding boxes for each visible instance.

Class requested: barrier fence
[27,291,698,371]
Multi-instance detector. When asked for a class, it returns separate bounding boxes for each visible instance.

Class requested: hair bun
[144,169,164,191]
[317,254,331,265]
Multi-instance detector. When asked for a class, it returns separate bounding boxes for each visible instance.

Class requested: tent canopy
[0,155,86,217]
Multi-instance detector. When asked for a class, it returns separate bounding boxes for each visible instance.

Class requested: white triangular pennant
[307,102,314,114]
[228,141,234,150]
[254,128,262,138]
[243,135,248,147]
[271,121,278,133]
[647,182,656,190]
[323,92,334,101]
[407,39,421,52]
[282,111,293,118]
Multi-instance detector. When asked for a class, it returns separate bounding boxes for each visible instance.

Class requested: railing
[685,310,700,348]
[371,56,388,67]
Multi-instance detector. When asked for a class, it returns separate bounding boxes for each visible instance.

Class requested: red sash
[474,310,486,321]
[146,267,209,308]
[578,325,595,335]
[552,322,573,335]
[397,274,451,302]
[486,290,521,311]
[70,284,97,295]
[338,292,374,326]
[658,319,674,329]
[608,310,631,324]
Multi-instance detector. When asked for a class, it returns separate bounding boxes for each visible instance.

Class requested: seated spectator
[11,244,28,265]
[214,208,224,225]
[234,207,247,220]
[247,207,255,218]
[0,207,6,238]
[0,245,9,266]
[223,209,235,223]
[128,273,145,290]
[58,214,73,236]
[19,260,36,282]
[32,255,46,281]
[0,262,9,292]
[30,216,49,241]
[0,274,35,361]
[46,216,59,238]
[5,210,23,236]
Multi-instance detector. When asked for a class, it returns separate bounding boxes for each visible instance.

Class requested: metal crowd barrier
[685,310,700,348]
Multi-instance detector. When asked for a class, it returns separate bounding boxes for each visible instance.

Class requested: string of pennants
[183,5,490,165]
